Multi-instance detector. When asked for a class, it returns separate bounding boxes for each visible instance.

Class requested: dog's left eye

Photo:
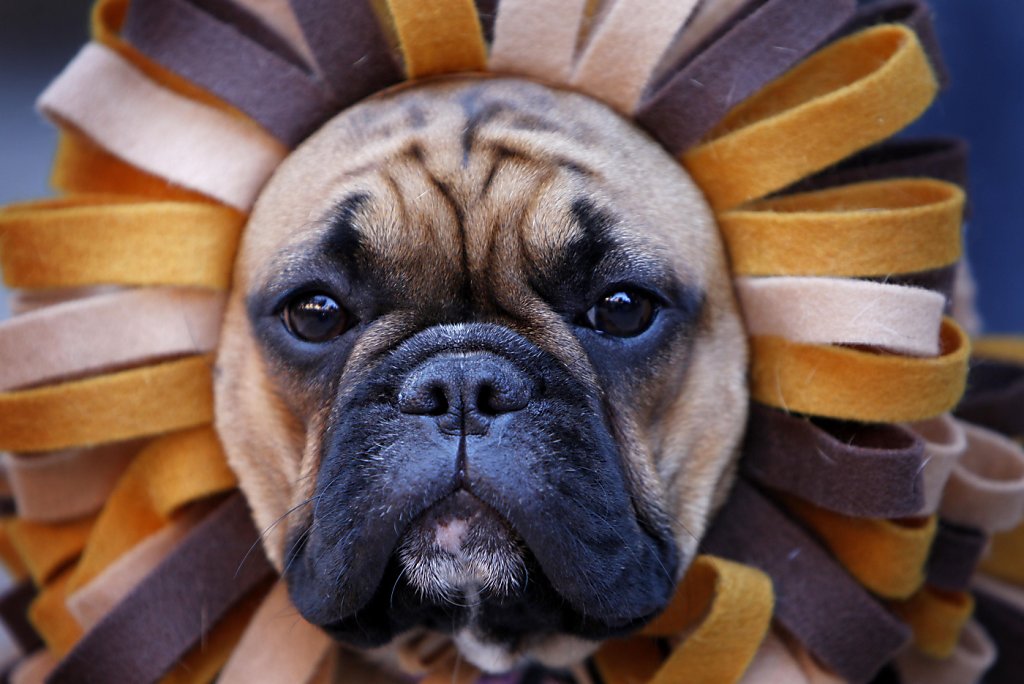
[584,289,657,337]
[282,293,351,342]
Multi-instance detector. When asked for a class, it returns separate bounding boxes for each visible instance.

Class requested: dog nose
[397,353,534,434]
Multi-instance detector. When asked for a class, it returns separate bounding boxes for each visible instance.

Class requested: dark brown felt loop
[124,0,337,147]
[475,0,500,43]
[955,360,1024,438]
[926,520,987,592]
[702,479,911,683]
[838,0,949,87]
[635,0,856,155]
[46,494,274,684]
[0,581,42,654]
[741,403,926,518]
[288,0,402,109]
[973,591,1024,684]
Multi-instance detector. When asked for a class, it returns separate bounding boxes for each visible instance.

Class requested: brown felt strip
[972,589,1024,684]
[926,521,987,592]
[0,583,42,654]
[740,403,925,518]
[474,0,499,43]
[956,359,1024,438]
[124,0,336,146]
[702,479,911,683]
[837,0,948,87]
[637,0,856,155]
[287,0,401,107]
[45,494,274,684]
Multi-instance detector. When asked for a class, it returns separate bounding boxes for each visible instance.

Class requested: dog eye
[584,289,657,337]
[282,293,351,342]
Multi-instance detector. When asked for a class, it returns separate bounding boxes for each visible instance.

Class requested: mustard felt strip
[0,197,244,290]
[0,356,215,453]
[750,317,969,423]
[28,568,83,656]
[972,336,1024,365]
[895,618,997,684]
[5,516,96,588]
[385,0,487,78]
[891,587,974,659]
[684,25,938,210]
[979,522,1024,585]
[785,497,937,600]
[718,179,964,277]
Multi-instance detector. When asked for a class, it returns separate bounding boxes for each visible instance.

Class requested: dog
[214,75,749,675]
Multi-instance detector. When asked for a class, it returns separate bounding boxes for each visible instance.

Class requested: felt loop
[750,317,970,423]
[123,0,336,146]
[970,337,1024,365]
[0,355,215,453]
[4,441,143,524]
[5,517,95,588]
[940,422,1024,534]
[908,414,968,515]
[46,495,274,684]
[230,0,318,67]
[703,480,911,683]
[29,570,82,656]
[683,25,938,210]
[385,0,487,78]
[0,197,244,290]
[488,0,587,83]
[593,637,664,684]
[0,288,226,391]
[735,276,945,356]
[979,522,1024,586]
[0,583,43,655]
[926,521,988,593]
[10,651,59,684]
[637,0,855,154]
[895,618,996,684]
[839,0,949,87]
[891,587,975,659]
[972,588,1024,684]
[38,43,287,210]
[570,0,701,114]
[718,178,964,278]
[741,403,926,518]
[956,360,1024,438]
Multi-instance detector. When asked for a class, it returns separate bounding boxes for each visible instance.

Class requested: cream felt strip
[37,43,287,210]
[9,650,58,684]
[571,0,701,113]
[0,288,225,392]
[233,0,318,68]
[4,441,142,524]
[218,581,332,684]
[940,422,1024,533]
[908,414,968,515]
[9,287,122,315]
[735,277,945,357]
[489,0,588,83]
[738,629,844,684]
[896,619,996,684]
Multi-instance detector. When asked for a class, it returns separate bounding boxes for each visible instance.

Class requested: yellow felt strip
[719,179,964,277]
[971,336,1024,365]
[895,618,996,684]
[891,587,974,659]
[29,568,84,656]
[750,317,969,423]
[5,516,96,587]
[0,356,215,453]
[785,497,937,599]
[385,0,487,78]
[684,25,937,210]
[0,197,244,290]
[978,521,1024,585]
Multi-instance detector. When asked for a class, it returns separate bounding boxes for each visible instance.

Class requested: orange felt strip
[0,196,243,290]
[971,336,1024,365]
[385,0,487,78]
[891,587,974,659]
[0,356,215,453]
[5,516,96,587]
[684,25,937,210]
[718,179,964,277]
[979,522,1024,585]
[750,317,969,423]
[29,568,83,656]
[785,497,937,600]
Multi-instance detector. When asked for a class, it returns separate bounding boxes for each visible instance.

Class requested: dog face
[214,76,748,671]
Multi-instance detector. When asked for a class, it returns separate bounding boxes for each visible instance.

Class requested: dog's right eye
[282,293,352,342]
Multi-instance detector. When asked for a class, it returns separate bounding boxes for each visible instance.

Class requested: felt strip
[488,0,588,83]
[37,43,287,210]
[735,277,945,356]
[0,197,243,290]
[10,651,58,684]
[385,0,487,78]
[908,414,968,516]
[5,517,95,588]
[891,587,974,659]
[741,403,925,518]
[926,521,987,593]
[972,575,1024,617]
[286,0,401,107]
[702,480,911,683]
[839,0,948,87]
[218,581,332,684]
[593,637,663,684]
[66,427,237,595]
[956,360,1024,438]
[123,0,335,146]
[979,522,1024,586]
[940,422,1024,534]
[718,179,964,278]
[739,629,846,684]
[28,570,82,657]
[0,356,214,453]
[750,317,969,423]
[474,0,499,42]
[683,25,938,211]
[971,337,1024,365]
[8,287,124,316]
[0,583,42,654]
[228,0,318,66]
[4,441,142,524]
[570,0,701,114]
[46,494,274,684]
[895,619,996,684]
[0,525,29,582]
[0,288,226,391]
[637,0,855,155]
[874,264,958,307]
[972,589,1024,684]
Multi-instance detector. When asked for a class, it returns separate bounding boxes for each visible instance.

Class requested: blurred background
[1,0,1021,330]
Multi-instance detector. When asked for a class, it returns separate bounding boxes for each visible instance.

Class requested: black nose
[397,353,535,435]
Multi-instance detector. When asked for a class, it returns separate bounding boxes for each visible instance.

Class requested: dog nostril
[426,385,449,416]
[476,379,530,416]
[398,380,450,416]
